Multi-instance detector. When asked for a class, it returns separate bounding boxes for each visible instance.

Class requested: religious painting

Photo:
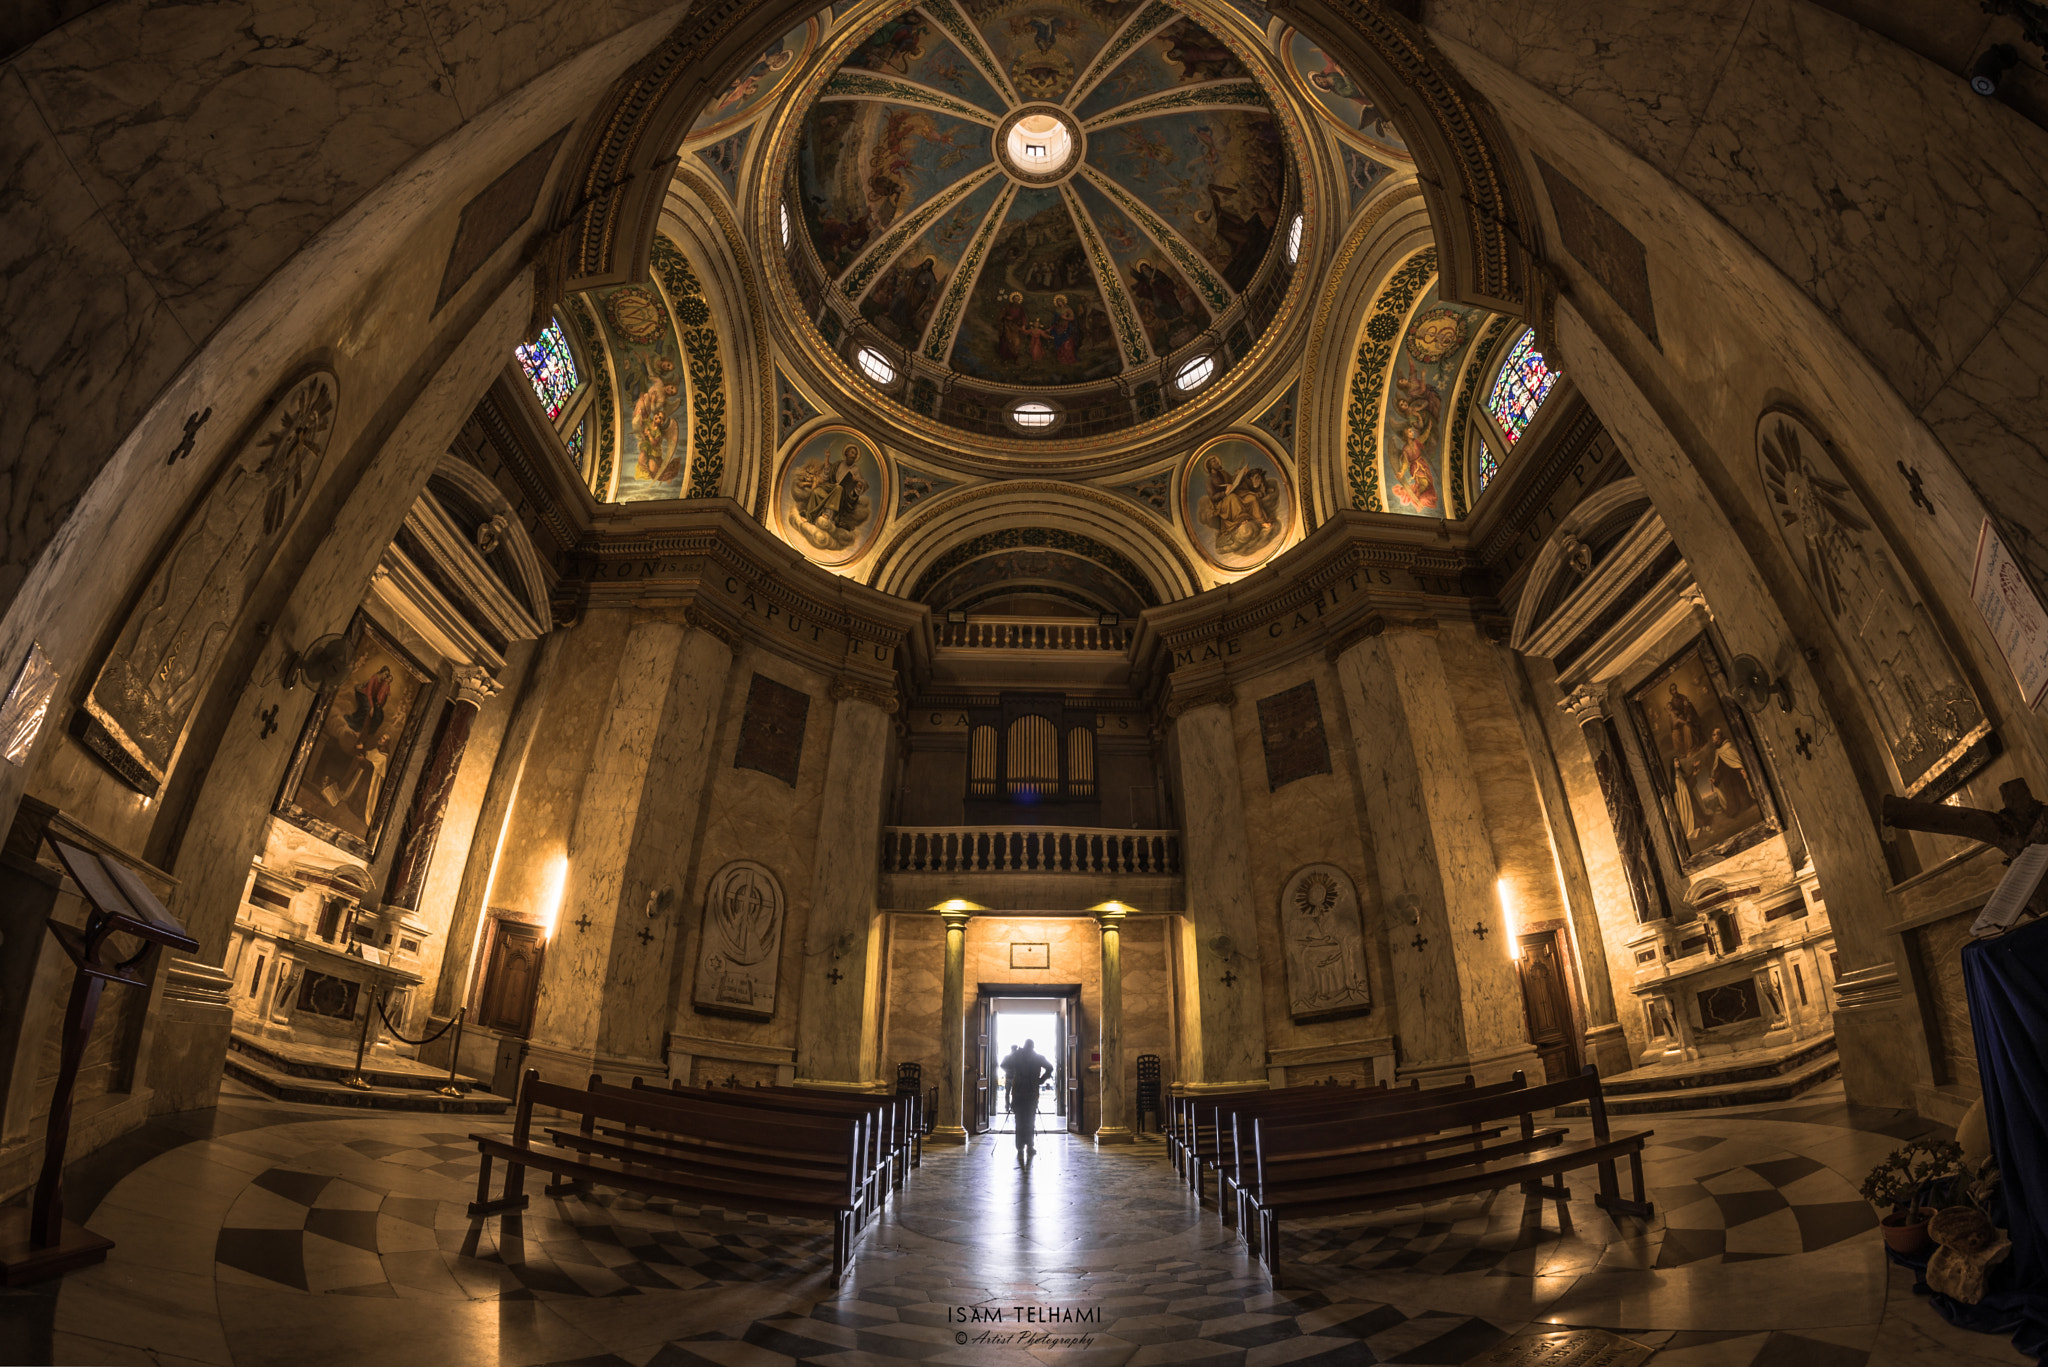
[1073,13,1250,120]
[842,11,1006,116]
[274,613,434,862]
[1757,407,1993,800]
[1094,108,1284,292]
[777,427,888,567]
[80,371,339,795]
[1182,437,1292,571]
[859,177,1006,349]
[948,188,1120,383]
[798,101,993,279]
[690,17,818,140]
[1281,28,1409,160]
[1624,635,1778,872]
[1379,285,1489,518]
[584,271,689,502]
[1279,865,1372,1023]
[1073,178,1212,355]
[967,1,1144,105]
[693,861,787,1020]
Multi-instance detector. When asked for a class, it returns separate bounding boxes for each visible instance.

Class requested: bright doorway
[985,997,1060,1133]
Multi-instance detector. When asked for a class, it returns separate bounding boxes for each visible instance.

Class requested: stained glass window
[564,416,587,467]
[1485,328,1556,444]
[1477,439,1499,493]
[514,318,579,421]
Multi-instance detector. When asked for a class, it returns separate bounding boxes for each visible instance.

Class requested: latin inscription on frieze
[1257,682,1332,791]
[733,673,809,787]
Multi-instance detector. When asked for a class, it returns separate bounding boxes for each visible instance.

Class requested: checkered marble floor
[9,1079,2030,1367]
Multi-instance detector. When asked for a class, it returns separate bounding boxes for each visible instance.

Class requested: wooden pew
[1246,1067,1653,1271]
[1171,1082,1364,1189]
[1216,1074,1527,1223]
[631,1079,905,1216]
[466,1070,872,1281]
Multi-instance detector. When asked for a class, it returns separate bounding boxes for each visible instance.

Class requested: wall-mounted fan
[1729,653,1793,714]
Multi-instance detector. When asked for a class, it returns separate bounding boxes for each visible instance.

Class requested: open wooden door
[971,994,992,1134]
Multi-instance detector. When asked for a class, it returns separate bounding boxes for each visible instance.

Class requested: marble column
[1093,903,1133,1145]
[384,667,497,912]
[794,678,897,1086]
[1168,696,1270,1087]
[1333,621,1538,1086]
[931,905,972,1145]
[528,614,735,1076]
[431,632,563,1021]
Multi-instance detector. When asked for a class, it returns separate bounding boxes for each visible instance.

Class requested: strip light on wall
[1497,878,1519,960]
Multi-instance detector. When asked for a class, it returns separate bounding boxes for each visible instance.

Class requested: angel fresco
[1308,57,1399,141]
[847,15,928,72]
[1389,362,1442,512]
[627,353,686,483]
[711,41,795,115]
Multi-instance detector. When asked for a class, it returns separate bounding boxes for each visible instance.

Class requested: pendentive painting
[690,17,818,140]
[585,271,690,502]
[274,613,434,861]
[778,427,889,567]
[1280,29,1409,161]
[1624,634,1779,872]
[1183,437,1292,572]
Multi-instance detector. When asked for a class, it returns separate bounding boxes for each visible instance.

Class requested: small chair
[1135,1053,1163,1134]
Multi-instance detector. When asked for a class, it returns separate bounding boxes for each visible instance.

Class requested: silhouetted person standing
[1000,1039,1054,1156]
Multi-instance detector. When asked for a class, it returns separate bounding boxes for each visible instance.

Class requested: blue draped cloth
[1955,916,2048,1358]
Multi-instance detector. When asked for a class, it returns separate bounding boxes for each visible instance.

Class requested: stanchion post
[436,1009,467,1098]
[342,986,378,1090]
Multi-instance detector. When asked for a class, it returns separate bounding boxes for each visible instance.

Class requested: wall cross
[1410,932,1429,952]
[167,407,212,466]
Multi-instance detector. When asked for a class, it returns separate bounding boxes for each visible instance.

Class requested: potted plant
[1861,1138,1966,1255]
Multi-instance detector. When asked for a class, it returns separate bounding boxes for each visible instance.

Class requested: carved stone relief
[694,860,786,1020]
[80,371,339,793]
[1278,863,1372,1023]
[1757,408,1991,798]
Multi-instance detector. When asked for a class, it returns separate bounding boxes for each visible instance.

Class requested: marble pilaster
[1093,904,1132,1145]
[383,668,496,912]
[1169,699,1269,1086]
[793,679,897,1085]
[1334,623,1537,1086]
[931,907,972,1145]
[528,617,734,1074]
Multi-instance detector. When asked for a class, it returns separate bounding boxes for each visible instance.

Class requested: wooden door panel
[1516,931,1580,1084]
[476,919,544,1036]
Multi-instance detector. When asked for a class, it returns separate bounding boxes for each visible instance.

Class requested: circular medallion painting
[777,427,890,568]
[690,17,819,140]
[605,286,669,346]
[1281,29,1409,161]
[1406,307,1469,364]
[1181,436,1293,572]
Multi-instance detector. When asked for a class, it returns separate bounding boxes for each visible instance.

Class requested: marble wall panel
[1172,703,1271,1084]
[881,912,945,1090]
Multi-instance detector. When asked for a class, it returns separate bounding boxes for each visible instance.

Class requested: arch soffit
[867,485,1203,606]
[541,0,1543,338]
[1508,473,1661,650]
[431,455,555,633]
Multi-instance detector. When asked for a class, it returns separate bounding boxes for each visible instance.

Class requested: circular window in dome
[1175,354,1216,392]
[1007,115,1072,173]
[779,201,791,249]
[1006,399,1063,434]
[1287,213,1304,265]
[855,346,898,386]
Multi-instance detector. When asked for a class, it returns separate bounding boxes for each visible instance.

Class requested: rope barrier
[374,994,464,1048]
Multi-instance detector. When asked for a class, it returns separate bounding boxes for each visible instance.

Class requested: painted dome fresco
[773,0,1305,444]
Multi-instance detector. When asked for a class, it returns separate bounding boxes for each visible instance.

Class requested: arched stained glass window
[1485,328,1556,444]
[564,417,588,469]
[514,318,580,420]
[1477,439,1499,493]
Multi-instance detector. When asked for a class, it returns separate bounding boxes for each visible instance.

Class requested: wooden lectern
[0,838,197,1283]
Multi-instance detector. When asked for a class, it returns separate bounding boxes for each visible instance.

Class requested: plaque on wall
[1278,864,1372,1023]
[694,860,786,1019]
[1624,634,1779,873]
[273,611,435,862]
[733,673,810,786]
[1010,942,1049,970]
[1257,682,1332,790]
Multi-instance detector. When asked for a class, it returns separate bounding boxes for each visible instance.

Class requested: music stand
[0,838,197,1283]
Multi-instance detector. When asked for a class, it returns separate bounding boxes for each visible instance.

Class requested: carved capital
[1165,687,1236,720]
[831,676,899,713]
[1677,584,1713,619]
[1558,687,1606,725]
[451,665,501,709]
[1324,613,1437,663]
[682,605,740,650]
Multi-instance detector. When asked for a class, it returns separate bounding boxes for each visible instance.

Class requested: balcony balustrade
[882,826,1180,876]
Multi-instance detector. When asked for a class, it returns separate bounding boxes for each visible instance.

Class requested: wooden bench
[467,1070,872,1280]
[1246,1066,1653,1271]
[629,1079,909,1215]
[1215,1074,1527,1224]
[1171,1082,1371,1189]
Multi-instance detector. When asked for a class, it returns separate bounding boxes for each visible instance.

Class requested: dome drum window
[1174,354,1216,393]
[854,345,900,387]
[1004,399,1064,435]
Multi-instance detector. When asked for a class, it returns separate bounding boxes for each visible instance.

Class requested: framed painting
[777,426,889,568]
[1624,634,1779,872]
[1182,436,1293,571]
[274,613,435,861]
